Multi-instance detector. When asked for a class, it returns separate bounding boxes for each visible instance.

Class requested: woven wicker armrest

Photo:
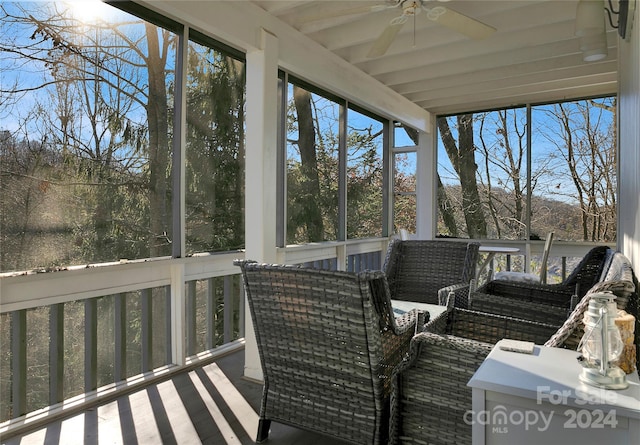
[544,293,592,350]
[423,305,452,334]
[379,306,425,383]
[394,308,428,332]
[362,269,426,336]
[545,278,636,351]
[389,332,493,445]
[359,269,423,391]
[588,279,636,308]
[438,282,472,308]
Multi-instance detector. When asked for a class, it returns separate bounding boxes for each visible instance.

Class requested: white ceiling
[251,0,619,115]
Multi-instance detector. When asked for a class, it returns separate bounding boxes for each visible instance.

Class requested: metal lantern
[578,291,628,389]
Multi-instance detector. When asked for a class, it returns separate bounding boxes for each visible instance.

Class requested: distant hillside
[440,184,614,243]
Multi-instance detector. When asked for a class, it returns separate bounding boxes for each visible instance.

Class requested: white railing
[0,251,246,435]
[471,239,607,281]
[0,238,391,436]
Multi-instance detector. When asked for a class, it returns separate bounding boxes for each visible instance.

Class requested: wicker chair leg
[256,418,271,443]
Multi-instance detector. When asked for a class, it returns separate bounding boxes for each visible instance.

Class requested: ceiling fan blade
[426,6,496,39]
[367,20,406,58]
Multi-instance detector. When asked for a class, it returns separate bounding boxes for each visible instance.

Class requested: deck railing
[0,238,390,435]
[0,237,604,437]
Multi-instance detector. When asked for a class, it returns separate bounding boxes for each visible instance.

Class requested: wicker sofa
[234,260,422,445]
[383,239,480,306]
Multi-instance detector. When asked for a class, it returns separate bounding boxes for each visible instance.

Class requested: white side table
[468,340,640,445]
[477,246,521,280]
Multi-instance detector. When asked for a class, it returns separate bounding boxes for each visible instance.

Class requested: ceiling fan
[301,1,497,58]
[367,0,496,57]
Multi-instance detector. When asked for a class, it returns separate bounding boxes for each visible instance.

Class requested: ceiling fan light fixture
[576,0,606,36]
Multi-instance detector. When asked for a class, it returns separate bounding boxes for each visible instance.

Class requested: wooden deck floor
[1,349,348,445]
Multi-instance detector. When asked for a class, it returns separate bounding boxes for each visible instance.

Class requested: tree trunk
[293,86,324,242]
[438,115,487,238]
[145,25,170,256]
[437,175,459,237]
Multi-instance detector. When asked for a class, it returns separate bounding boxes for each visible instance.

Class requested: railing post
[170,263,186,366]
[11,310,26,417]
[206,277,217,350]
[49,303,64,405]
[164,285,172,365]
[337,243,347,271]
[84,299,97,392]
[223,276,233,344]
[237,275,245,338]
[141,288,152,373]
[114,293,127,381]
[186,280,197,357]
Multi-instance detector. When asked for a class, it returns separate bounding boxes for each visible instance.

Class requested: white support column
[618,2,640,272]
[416,126,436,240]
[243,29,279,381]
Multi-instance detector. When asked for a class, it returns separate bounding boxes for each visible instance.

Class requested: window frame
[433,94,617,242]
[277,71,392,247]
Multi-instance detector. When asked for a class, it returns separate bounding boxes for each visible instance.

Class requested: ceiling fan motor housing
[401,1,421,16]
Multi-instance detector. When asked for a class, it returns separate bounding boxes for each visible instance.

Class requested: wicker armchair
[383,239,480,307]
[467,245,611,325]
[389,332,492,445]
[389,305,558,445]
[234,260,422,445]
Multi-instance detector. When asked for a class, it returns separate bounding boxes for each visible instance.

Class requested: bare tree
[477,109,527,239]
[1,2,175,262]
[437,115,487,238]
[541,99,617,242]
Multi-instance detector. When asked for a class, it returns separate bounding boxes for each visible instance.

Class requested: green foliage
[285,90,386,243]
[346,126,384,239]
[185,45,246,253]
[0,4,250,271]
